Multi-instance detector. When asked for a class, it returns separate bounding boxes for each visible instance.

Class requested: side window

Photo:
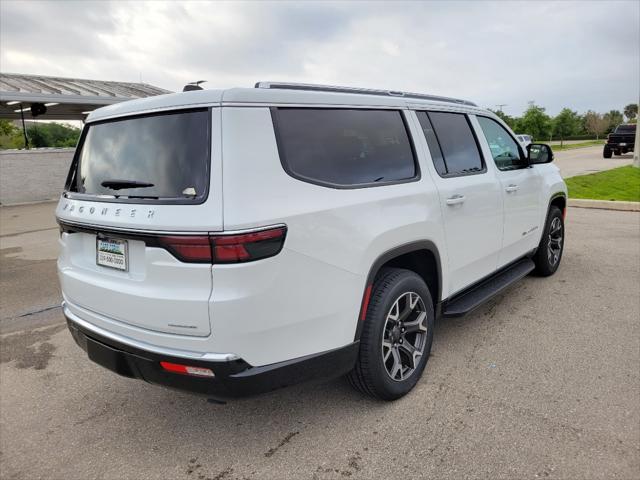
[476,116,526,171]
[417,111,484,176]
[272,108,417,187]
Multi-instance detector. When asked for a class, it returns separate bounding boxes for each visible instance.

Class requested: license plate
[619,143,627,146]
[96,237,128,271]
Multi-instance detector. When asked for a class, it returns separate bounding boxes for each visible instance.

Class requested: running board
[442,258,535,318]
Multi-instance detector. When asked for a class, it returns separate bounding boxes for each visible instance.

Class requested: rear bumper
[66,315,359,398]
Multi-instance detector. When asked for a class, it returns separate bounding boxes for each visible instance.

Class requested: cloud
[1,0,638,115]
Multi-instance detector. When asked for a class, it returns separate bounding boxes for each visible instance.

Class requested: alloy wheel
[381,292,428,381]
[548,216,563,266]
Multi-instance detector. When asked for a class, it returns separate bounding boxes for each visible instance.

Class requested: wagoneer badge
[62,202,155,220]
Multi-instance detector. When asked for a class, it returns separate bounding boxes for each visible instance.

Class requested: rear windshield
[67,109,210,203]
[615,124,636,133]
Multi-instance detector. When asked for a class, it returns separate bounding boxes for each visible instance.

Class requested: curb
[568,198,640,212]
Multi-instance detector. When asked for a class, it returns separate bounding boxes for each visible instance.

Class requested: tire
[615,150,621,156]
[603,147,612,158]
[348,268,435,400]
[532,206,564,277]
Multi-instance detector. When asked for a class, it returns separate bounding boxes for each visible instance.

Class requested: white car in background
[516,134,532,148]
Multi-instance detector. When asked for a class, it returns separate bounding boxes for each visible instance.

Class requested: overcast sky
[1,0,638,116]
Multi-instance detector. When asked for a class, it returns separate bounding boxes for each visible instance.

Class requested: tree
[583,111,609,140]
[517,105,552,141]
[489,109,517,130]
[604,110,624,133]
[25,122,80,148]
[574,113,588,135]
[624,103,638,121]
[0,119,16,136]
[0,120,24,149]
[553,108,580,147]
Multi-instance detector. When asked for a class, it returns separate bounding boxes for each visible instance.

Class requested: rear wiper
[101,179,154,190]
[125,195,160,200]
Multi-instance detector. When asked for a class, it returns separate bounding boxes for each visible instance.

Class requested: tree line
[0,119,81,149]
[491,103,638,144]
[0,102,638,150]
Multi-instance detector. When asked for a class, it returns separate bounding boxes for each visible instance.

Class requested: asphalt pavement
[1,200,639,479]
[555,146,633,178]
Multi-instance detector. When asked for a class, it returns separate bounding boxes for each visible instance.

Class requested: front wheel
[348,268,434,400]
[532,206,564,276]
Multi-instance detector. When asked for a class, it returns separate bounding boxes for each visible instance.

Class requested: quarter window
[417,111,484,176]
[477,116,526,171]
[273,108,417,187]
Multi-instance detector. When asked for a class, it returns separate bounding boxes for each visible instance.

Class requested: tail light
[157,226,286,264]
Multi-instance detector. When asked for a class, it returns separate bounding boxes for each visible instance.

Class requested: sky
[1,0,638,117]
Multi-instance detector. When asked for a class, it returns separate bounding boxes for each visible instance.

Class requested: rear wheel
[603,146,612,158]
[532,206,564,276]
[348,268,434,400]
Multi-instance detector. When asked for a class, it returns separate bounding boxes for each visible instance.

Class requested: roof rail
[254,81,477,107]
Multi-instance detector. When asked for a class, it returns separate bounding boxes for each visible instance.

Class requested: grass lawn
[550,140,605,151]
[565,165,640,202]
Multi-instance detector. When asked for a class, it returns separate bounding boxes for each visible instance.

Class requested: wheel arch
[354,241,442,341]
[549,191,567,218]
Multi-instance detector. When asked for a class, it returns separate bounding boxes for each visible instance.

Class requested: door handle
[505,184,519,193]
[446,194,466,206]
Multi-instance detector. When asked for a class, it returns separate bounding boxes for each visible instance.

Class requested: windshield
[68,109,210,203]
[615,124,636,133]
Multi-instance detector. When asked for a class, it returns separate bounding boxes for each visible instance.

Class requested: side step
[442,258,535,318]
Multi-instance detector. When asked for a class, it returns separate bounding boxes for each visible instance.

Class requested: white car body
[57,83,567,398]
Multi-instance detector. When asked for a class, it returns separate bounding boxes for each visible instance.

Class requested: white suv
[57,82,567,400]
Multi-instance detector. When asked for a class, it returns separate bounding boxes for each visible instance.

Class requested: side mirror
[527,143,554,164]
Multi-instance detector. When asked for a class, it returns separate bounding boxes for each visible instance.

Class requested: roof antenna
[183,80,207,92]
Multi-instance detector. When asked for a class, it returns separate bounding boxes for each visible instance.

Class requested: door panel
[434,175,503,294]
[414,111,503,296]
[473,115,542,267]
[496,168,542,267]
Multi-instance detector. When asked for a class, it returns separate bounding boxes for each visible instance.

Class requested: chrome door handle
[446,194,466,205]
[505,184,519,193]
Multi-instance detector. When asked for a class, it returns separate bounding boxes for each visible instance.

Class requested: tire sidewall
[536,206,564,276]
[362,271,434,399]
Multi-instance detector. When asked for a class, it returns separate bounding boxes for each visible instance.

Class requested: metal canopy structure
[0,73,172,121]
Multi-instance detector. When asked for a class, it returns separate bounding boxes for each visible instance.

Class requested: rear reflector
[359,284,373,321]
[157,226,287,264]
[160,361,215,377]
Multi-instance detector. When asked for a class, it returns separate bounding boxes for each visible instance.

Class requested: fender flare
[548,191,567,212]
[354,240,443,341]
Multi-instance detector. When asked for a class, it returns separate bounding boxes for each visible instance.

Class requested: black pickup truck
[604,124,636,158]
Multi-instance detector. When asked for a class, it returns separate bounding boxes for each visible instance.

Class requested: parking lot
[1,195,639,479]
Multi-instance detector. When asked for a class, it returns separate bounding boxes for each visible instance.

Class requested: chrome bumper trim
[62,301,239,362]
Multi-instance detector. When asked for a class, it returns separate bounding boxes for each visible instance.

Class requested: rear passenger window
[417,111,485,177]
[273,108,417,187]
